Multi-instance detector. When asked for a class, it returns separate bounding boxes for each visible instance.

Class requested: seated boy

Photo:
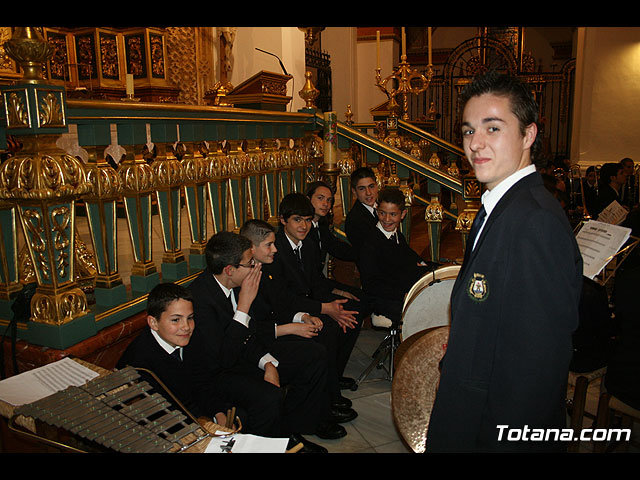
[261,193,367,407]
[239,218,326,343]
[116,282,234,427]
[305,180,357,273]
[240,218,356,429]
[187,231,333,451]
[357,187,438,327]
[305,181,368,303]
[345,166,379,253]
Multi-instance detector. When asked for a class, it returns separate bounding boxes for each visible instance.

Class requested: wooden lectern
[225,70,293,111]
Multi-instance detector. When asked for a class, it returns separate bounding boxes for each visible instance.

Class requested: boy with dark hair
[357,187,436,326]
[261,193,366,416]
[188,231,333,452]
[305,180,356,273]
[344,166,379,253]
[595,162,627,219]
[427,71,582,452]
[305,180,369,313]
[117,283,233,426]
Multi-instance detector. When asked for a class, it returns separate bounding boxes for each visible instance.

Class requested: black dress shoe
[315,421,347,440]
[332,395,352,409]
[288,433,328,453]
[331,406,358,423]
[339,376,356,390]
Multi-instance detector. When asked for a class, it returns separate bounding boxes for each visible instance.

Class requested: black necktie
[468,205,487,250]
[295,246,304,271]
[171,348,182,362]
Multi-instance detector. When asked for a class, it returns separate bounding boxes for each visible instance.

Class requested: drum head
[400,265,459,341]
[391,325,450,453]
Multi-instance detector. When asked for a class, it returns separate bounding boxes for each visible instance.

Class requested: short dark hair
[620,157,634,167]
[586,165,596,175]
[147,282,193,319]
[600,162,623,185]
[305,180,334,198]
[377,187,406,210]
[460,71,540,159]
[205,231,253,274]
[240,219,274,246]
[350,166,377,190]
[278,193,315,221]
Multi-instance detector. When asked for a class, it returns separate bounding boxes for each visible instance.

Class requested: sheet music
[204,434,289,453]
[597,200,628,225]
[576,220,632,279]
[0,357,100,407]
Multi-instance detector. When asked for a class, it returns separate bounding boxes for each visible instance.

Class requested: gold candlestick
[375,55,433,121]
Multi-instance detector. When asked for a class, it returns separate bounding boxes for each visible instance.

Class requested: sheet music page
[0,357,100,406]
[576,220,632,279]
[597,200,628,225]
[204,434,289,453]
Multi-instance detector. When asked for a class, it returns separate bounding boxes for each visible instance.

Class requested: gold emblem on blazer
[468,273,489,301]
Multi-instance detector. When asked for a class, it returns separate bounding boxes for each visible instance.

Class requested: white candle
[376,30,380,69]
[428,27,432,65]
[401,27,406,57]
[126,73,134,96]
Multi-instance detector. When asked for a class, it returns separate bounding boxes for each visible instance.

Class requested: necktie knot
[171,348,182,361]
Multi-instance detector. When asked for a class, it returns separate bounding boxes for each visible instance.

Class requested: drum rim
[402,264,461,313]
[400,264,460,342]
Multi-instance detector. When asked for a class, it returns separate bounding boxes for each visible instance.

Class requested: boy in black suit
[357,188,436,326]
[305,180,371,314]
[305,180,357,273]
[117,283,238,427]
[427,71,582,452]
[344,167,379,253]
[187,231,333,452]
[261,193,366,415]
[240,219,352,439]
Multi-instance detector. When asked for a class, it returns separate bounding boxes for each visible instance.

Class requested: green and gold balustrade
[179,124,209,271]
[150,122,188,282]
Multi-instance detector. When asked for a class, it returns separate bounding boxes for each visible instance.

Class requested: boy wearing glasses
[188,231,332,452]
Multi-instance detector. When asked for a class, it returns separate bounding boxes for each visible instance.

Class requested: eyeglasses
[235,257,257,269]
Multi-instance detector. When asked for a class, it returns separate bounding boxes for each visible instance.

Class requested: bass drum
[400,264,460,342]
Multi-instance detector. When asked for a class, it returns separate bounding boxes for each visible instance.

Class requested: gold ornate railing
[0,27,480,352]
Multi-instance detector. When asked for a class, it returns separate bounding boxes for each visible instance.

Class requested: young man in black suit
[239,218,350,437]
[305,180,357,272]
[344,167,379,253]
[305,180,370,316]
[426,71,583,452]
[260,193,366,415]
[117,282,237,427]
[594,162,627,219]
[357,187,436,326]
[187,231,335,452]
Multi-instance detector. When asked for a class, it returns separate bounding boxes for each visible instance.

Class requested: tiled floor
[309,327,412,453]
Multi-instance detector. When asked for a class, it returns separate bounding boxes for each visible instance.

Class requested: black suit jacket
[358,226,428,302]
[594,184,620,219]
[308,217,356,273]
[117,327,231,418]
[187,269,274,372]
[261,228,336,317]
[427,172,583,452]
[345,200,378,253]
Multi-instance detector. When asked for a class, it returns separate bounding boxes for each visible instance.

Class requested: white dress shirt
[473,164,536,250]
